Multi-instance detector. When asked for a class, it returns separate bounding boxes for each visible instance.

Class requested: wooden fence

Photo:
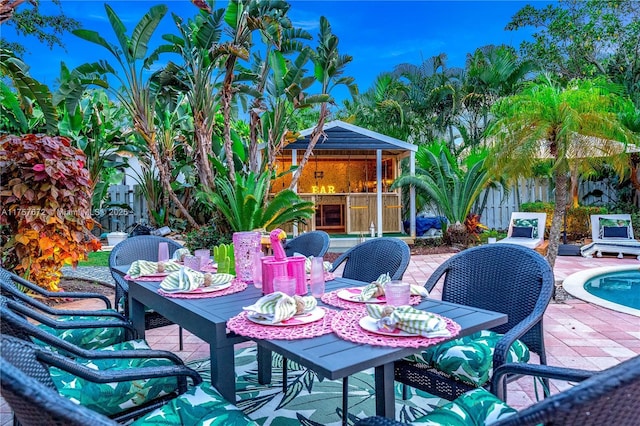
[478,178,618,230]
[94,185,147,234]
[97,179,618,234]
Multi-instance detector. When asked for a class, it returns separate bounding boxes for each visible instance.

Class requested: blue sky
[4,0,552,102]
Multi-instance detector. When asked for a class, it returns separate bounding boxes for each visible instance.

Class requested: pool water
[584,270,640,310]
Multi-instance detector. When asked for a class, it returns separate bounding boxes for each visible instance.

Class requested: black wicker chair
[109,235,184,349]
[0,295,182,365]
[330,237,411,282]
[0,266,113,309]
[394,244,554,401]
[283,230,330,258]
[356,355,640,426]
[1,356,118,426]
[0,334,202,424]
[0,276,128,325]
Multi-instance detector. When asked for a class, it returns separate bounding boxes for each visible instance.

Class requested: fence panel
[96,185,147,233]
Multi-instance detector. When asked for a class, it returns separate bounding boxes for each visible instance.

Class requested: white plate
[247,306,326,327]
[358,315,419,337]
[336,287,386,304]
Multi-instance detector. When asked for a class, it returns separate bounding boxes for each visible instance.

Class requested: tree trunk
[546,170,569,269]
[136,122,199,229]
[194,116,215,189]
[221,56,237,185]
[289,103,328,190]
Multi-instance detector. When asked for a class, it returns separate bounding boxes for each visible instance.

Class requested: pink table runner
[321,289,422,311]
[157,279,247,299]
[330,309,461,348]
[227,308,337,340]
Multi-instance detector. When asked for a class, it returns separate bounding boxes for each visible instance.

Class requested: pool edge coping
[563,265,640,318]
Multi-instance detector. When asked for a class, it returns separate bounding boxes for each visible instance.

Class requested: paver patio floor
[2,253,638,424]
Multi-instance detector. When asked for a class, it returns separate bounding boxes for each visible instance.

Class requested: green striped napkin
[127,260,181,278]
[359,273,430,301]
[366,305,449,337]
[172,248,191,261]
[243,292,318,324]
[159,268,235,293]
[303,256,332,274]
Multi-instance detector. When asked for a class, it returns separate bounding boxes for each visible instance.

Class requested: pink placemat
[331,309,461,348]
[124,274,167,282]
[158,279,247,299]
[227,308,337,340]
[321,289,422,311]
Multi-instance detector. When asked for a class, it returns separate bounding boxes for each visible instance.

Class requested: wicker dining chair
[0,334,201,423]
[0,266,113,309]
[394,244,554,402]
[356,355,640,426]
[1,335,256,426]
[329,237,411,282]
[283,230,331,258]
[109,235,184,349]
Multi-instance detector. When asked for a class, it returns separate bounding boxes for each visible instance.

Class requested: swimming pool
[563,265,640,317]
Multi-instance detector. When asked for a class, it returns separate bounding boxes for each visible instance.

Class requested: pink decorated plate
[336,287,386,304]
[358,315,418,337]
[247,307,326,327]
[161,281,233,294]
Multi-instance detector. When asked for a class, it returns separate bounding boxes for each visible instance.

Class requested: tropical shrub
[184,218,232,251]
[196,171,315,232]
[0,134,101,290]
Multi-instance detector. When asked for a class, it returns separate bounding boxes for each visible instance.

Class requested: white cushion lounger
[580,214,640,260]
[496,212,547,249]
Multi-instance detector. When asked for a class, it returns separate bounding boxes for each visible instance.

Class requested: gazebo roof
[284,120,417,153]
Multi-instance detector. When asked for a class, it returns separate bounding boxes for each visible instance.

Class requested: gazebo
[272,121,417,238]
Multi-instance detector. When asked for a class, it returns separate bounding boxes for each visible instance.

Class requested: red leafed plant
[464,213,488,241]
[0,134,101,291]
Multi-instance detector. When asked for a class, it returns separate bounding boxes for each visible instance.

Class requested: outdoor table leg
[210,344,237,402]
[128,295,146,339]
[256,345,272,385]
[374,363,395,418]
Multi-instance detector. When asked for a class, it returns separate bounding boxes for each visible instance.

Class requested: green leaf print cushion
[131,381,257,426]
[409,330,530,387]
[37,312,127,350]
[50,339,179,416]
[413,388,516,425]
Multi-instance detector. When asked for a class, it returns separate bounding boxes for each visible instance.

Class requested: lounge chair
[496,212,547,249]
[581,214,640,260]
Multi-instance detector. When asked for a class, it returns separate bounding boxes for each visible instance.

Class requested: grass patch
[77,250,110,267]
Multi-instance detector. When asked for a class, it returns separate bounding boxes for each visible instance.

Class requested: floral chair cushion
[413,388,516,425]
[131,381,257,426]
[50,338,179,417]
[406,330,530,387]
[37,311,127,350]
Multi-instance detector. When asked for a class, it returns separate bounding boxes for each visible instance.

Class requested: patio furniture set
[1,229,639,425]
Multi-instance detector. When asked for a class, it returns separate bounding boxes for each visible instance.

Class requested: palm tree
[289,15,357,189]
[460,45,535,148]
[391,140,492,242]
[488,76,637,268]
[72,4,199,228]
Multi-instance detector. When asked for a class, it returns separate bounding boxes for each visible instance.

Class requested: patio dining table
[113,265,507,419]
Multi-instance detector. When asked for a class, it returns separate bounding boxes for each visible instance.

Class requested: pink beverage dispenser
[287,255,307,295]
